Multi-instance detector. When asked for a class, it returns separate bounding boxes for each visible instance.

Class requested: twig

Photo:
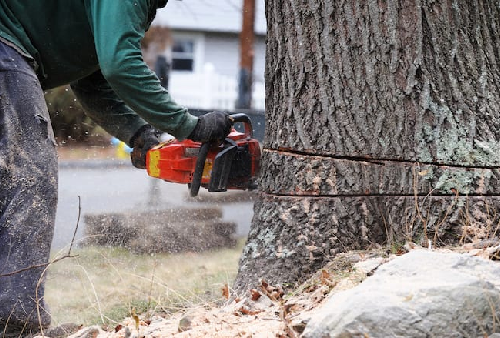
[35,264,51,336]
[2,303,19,337]
[79,264,105,324]
[0,256,74,278]
[68,195,82,255]
[35,196,83,335]
[0,196,82,278]
[147,258,159,315]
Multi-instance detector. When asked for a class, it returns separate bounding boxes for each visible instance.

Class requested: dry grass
[45,241,244,327]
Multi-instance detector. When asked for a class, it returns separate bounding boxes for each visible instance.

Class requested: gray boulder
[303,250,500,338]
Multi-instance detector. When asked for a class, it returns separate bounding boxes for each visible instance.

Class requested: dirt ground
[34,249,374,338]
[36,248,391,338]
[35,241,500,338]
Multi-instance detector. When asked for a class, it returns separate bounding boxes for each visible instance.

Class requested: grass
[44,240,244,327]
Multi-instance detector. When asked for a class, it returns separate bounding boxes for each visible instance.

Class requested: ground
[40,248,377,338]
[37,240,500,338]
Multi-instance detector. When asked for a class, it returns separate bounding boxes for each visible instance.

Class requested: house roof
[153,0,266,35]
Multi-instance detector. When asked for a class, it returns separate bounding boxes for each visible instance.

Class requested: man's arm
[85,0,198,141]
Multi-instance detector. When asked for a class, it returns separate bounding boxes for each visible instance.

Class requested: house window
[171,39,194,71]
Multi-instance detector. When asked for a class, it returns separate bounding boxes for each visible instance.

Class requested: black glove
[129,125,160,169]
[188,111,233,143]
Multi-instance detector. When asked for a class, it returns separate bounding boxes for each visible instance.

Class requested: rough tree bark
[234,0,500,293]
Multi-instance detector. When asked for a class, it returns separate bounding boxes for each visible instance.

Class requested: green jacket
[0,0,198,144]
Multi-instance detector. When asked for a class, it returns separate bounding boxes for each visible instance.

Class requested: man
[0,0,233,335]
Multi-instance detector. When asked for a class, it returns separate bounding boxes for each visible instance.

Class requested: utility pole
[236,0,256,110]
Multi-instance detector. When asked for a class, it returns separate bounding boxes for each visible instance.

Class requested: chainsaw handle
[190,113,253,197]
[230,113,253,138]
[190,142,210,197]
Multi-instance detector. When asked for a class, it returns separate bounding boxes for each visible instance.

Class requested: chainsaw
[146,113,261,197]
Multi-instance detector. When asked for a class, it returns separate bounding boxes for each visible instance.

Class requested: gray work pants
[0,41,57,332]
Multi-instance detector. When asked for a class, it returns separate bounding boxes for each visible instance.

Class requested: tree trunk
[234,0,500,293]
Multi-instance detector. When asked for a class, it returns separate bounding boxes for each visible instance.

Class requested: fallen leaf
[251,289,262,301]
[239,306,263,316]
[320,269,331,285]
[304,284,319,293]
[396,247,407,256]
[260,279,269,289]
[222,283,230,299]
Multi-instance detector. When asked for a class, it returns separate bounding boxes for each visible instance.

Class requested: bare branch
[0,196,82,278]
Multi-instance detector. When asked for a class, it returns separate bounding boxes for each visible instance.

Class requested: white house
[150,0,267,111]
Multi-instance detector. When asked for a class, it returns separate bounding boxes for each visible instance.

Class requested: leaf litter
[36,242,500,337]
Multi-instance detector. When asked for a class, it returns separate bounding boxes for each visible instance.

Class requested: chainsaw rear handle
[190,113,252,197]
[190,142,210,197]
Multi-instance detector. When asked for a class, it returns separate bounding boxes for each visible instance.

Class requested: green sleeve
[86,0,198,140]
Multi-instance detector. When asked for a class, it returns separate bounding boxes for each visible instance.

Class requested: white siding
[169,65,265,110]
[203,33,266,83]
[204,33,240,78]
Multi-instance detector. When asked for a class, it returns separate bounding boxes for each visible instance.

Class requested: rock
[290,319,307,334]
[178,315,193,332]
[303,250,500,337]
[44,323,81,337]
[352,256,386,275]
[67,325,103,338]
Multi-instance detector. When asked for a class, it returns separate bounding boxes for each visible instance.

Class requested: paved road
[53,160,254,251]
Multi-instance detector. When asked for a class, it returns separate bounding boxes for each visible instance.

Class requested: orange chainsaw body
[146,124,261,193]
